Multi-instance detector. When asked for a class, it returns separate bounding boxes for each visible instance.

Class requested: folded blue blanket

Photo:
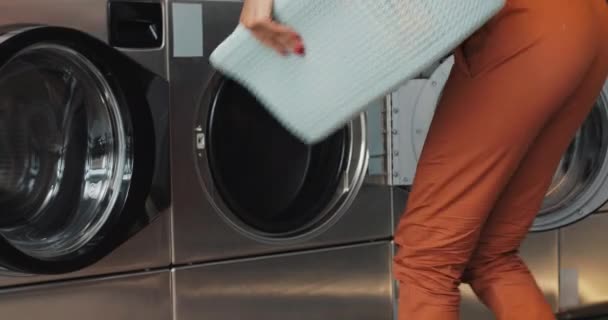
[210,0,505,144]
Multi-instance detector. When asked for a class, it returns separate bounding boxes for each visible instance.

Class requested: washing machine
[392,57,608,232]
[170,0,404,265]
[0,0,171,288]
[169,2,402,318]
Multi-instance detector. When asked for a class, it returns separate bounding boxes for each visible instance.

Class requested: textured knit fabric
[393,0,608,319]
[210,0,505,143]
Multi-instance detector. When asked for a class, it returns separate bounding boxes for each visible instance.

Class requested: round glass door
[0,44,132,260]
[197,77,368,240]
[532,87,608,231]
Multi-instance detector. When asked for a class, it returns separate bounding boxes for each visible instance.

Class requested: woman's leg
[463,2,608,319]
[393,1,606,318]
[462,55,608,320]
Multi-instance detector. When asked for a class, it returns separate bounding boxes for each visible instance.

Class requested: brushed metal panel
[0,0,107,39]
[557,302,608,319]
[0,212,172,287]
[391,187,408,231]
[172,180,394,263]
[174,242,395,320]
[460,230,559,319]
[560,212,608,310]
[0,0,168,79]
[0,271,171,320]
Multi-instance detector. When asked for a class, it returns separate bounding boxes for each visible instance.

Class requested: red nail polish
[294,44,305,56]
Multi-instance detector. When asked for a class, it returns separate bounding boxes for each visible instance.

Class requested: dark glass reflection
[207,79,347,235]
[541,104,606,214]
[0,45,131,259]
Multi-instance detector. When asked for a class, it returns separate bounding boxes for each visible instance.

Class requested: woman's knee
[462,250,529,285]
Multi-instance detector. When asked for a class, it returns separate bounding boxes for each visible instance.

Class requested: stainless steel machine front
[172,234,562,320]
[173,241,396,320]
[0,0,172,285]
[0,271,172,320]
[169,0,403,266]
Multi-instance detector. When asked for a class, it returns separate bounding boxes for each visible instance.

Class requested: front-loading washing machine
[391,57,608,232]
[169,2,402,319]
[170,0,404,265]
[0,0,171,292]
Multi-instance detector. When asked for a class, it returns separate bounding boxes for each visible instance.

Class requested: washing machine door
[0,26,168,274]
[533,83,608,231]
[194,74,369,241]
[392,57,608,232]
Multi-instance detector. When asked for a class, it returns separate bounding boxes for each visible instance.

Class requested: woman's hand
[240,0,305,56]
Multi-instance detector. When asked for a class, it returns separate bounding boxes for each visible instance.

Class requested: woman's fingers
[239,0,304,57]
[276,30,304,56]
[255,32,288,55]
[264,21,303,53]
[248,20,305,56]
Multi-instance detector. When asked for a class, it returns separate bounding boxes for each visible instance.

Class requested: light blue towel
[210,0,505,144]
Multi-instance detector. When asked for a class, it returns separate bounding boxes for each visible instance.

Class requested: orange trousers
[393,0,608,319]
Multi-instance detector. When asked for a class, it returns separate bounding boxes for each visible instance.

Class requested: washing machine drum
[0,44,132,261]
[206,78,349,236]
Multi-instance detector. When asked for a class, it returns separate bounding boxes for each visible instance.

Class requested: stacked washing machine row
[2,0,608,319]
[0,0,402,318]
[0,1,173,319]
[169,2,608,319]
